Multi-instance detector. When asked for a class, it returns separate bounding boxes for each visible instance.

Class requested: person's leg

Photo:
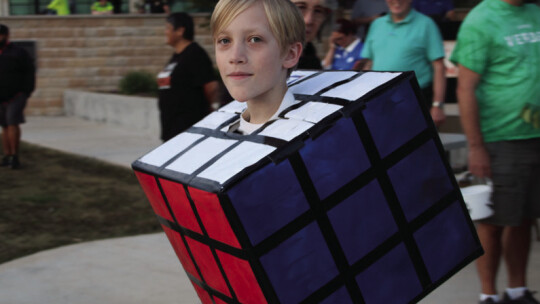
[6,124,21,156]
[502,220,532,289]
[1,126,10,155]
[476,222,504,295]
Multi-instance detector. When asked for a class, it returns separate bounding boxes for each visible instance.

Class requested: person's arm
[163,4,170,14]
[22,50,36,98]
[203,80,221,111]
[456,64,491,178]
[362,59,372,70]
[322,32,338,69]
[430,58,446,127]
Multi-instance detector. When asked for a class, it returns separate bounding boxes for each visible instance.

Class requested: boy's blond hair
[211,0,305,56]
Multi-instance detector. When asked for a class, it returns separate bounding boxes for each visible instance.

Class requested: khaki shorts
[480,138,540,226]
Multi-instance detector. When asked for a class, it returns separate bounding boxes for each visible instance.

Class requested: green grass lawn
[0,142,161,264]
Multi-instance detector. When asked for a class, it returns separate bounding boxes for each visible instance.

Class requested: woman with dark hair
[157,12,220,142]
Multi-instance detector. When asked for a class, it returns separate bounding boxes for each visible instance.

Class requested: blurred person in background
[322,18,366,70]
[291,0,338,69]
[361,0,447,127]
[0,24,36,169]
[46,0,70,15]
[144,0,169,14]
[451,0,540,303]
[157,13,219,142]
[91,0,114,15]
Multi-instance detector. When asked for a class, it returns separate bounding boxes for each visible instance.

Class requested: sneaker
[9,155,19,169]
[1,155,11,167]
[503,290,540,304]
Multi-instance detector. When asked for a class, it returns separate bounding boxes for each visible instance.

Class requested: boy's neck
[243,85,288,124]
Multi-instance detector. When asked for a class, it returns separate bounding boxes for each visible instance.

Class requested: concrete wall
[64,89,160,137]
[0,14,214,115]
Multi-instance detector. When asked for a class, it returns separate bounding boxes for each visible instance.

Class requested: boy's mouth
[228,72,252,79]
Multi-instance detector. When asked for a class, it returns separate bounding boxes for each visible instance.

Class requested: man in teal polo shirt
[361,0,446,127]
[451,0,540,303]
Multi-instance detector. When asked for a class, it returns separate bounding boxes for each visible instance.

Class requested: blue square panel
[388,140,454,221]
[363,80,427,158]
[320,286,353,304]
[260,222,339,304]
[300,118,371,200]
[228,160,310,246]
[356,243,422,304]
[414,201,479,282]
[328,180,398,264]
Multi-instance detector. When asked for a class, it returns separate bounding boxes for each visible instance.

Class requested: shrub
[119,70,158,96]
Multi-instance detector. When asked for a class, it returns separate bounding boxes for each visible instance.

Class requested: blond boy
[211,0,305,135]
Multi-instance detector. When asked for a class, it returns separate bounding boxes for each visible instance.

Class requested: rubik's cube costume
[132,70,483,304]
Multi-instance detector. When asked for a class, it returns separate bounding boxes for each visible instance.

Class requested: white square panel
[165,137,237,174]
[198,141,276,184]
[138,132,204,167]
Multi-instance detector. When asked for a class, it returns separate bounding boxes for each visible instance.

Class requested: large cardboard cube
[132,70,482,304]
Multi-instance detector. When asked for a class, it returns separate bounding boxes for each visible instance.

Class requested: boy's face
[215,2,299,104]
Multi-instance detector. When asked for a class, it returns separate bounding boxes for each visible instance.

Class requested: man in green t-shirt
[361,0,447,127]
[451,0,540,303]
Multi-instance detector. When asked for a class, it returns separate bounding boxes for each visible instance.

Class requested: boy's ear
[282,42,303,69]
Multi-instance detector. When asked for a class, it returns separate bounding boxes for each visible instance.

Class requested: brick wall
[1,14,215,115]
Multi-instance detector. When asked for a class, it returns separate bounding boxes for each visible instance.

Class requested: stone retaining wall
[1,14,213,115]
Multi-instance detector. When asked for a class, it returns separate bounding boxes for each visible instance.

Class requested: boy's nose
[229,43,247,64]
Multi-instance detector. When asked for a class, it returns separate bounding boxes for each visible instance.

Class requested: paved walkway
[1,115,539,304]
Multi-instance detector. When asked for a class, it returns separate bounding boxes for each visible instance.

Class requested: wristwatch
[432,101,444,109]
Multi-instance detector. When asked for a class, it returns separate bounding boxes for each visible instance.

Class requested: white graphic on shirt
[504,31,540,47]
[157,62,177,90]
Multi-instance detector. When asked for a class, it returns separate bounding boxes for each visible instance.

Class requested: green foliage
[118,70,158,96]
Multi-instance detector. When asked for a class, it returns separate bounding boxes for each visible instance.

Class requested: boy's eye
[217,38,230,45]
[248,36,262,43]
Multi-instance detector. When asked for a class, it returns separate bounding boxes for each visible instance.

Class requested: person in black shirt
[0,24,36,169]
[157,13,219,141]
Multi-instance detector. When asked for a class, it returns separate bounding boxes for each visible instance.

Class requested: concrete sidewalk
[1,115,539,304]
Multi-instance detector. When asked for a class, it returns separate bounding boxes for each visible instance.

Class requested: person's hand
[328,32,340,48]
[430,107,446,127]
[468,145,491,178]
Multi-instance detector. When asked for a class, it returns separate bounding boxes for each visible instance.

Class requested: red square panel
[217,250,267,304]
[186,237,231,297]
[191,281,214,304]
[188,187,241,249]
[160,178,202,234]
[134,171,173,221]
[162,226,200,280]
